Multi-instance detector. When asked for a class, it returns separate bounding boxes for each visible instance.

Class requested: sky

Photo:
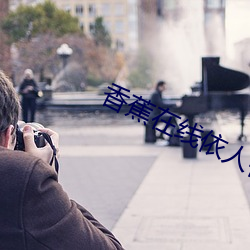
[226,0,250,58]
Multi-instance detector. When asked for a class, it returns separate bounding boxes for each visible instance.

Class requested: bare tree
[14,33,122,90]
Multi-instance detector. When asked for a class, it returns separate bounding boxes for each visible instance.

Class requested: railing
[38,91,181,112]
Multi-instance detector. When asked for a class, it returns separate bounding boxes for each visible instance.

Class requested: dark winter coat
[149,89,170,118]
[19,79,38,99]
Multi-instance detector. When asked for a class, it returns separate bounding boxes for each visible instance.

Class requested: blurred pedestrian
[19,69,39,122]
[145,80,180,145]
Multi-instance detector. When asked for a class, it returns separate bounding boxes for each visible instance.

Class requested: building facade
[10,0,138,51]
[53,0,138,51]
[52,0,138,51]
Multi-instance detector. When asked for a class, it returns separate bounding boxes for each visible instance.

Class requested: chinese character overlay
[103,83,130,113]
[125,95,155,125]
[174,119,189,138]
[202,134,228,160]
[151,107,181,137]
[102,83,249,176]
[221,146,245,173]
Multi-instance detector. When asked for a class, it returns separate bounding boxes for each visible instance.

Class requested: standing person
[0,70,124,249]
[19,69,39,123]
[145,80,180,145]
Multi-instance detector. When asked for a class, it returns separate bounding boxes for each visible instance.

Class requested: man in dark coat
[0,70,124,249]
[149,80,168,118]
[145,81,180,145]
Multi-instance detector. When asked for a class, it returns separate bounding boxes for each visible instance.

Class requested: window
[89,22,95,33]
[116,39,124,50]
[64,5,71,13]
[164,0,177,10]
[89,4,96,17]
[128,20,137,32]
[80,22,84,32]
[103,21,112,32]
[75,5,84,16]
[115,3,124,16]
[205,0,225,9]
[102,3,111,16]
[115,20,124,33]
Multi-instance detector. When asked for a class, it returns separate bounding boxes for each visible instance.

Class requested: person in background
[145,80,180,145]
[0,70,124,249]
[19,69,39,123]
[149,81,168,118]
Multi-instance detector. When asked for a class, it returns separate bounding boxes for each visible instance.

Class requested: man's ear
[2,125,15,149]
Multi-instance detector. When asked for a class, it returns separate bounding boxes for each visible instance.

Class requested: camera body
[14,123,46,151]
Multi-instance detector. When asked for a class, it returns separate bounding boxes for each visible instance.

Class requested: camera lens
[14,121,46,151]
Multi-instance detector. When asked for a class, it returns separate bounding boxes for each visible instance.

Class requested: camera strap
[41,132,59,174]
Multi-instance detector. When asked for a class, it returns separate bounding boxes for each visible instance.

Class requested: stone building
[10,0,139,52]
[51,0,139,51]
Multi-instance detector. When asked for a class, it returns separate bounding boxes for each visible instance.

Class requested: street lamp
[56,43,73,68]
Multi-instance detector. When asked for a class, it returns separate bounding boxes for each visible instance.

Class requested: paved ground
[35,109,250,249]
[59,154,155,229]
[37,111,155,230]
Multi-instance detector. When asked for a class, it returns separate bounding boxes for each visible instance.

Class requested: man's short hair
[0,71,20,143]
[156,81,166,90]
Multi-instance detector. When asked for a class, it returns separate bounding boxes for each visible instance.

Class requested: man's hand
[23,125,59,165]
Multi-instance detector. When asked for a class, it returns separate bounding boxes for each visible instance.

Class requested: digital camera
[14,122,46,151]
